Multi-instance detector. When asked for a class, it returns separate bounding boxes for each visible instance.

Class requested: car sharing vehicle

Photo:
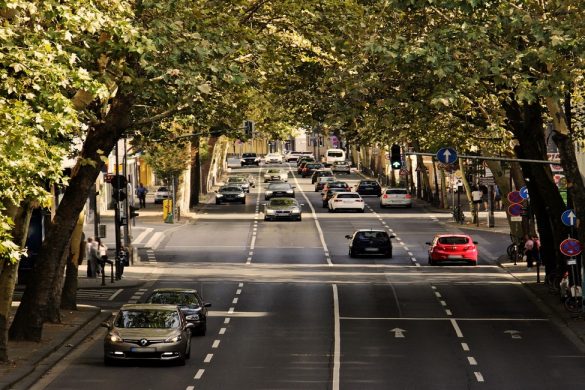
[215,185,246,204]
[102,304,193,366]
[265,182,295,200]
[264,198,303,221]
[380,188,413,208]
[427,234,478,265]
[345,229,395,258]
[264,168,288,182]
[144,288,211,336]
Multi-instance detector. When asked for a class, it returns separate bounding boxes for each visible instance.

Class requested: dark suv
[241,153,260,166]
[355,180,382,196]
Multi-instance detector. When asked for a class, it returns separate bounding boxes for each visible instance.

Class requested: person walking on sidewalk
[86,237,97,277]
[136,183,148,208]
[524,235,535,268]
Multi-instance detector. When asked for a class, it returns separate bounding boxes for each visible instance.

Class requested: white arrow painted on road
[390,328,406,338]
[504,330,522,339]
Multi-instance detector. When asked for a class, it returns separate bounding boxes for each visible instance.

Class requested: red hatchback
[426,234,478,265]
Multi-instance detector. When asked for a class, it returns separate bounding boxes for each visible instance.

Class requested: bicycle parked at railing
[506,234,524,265]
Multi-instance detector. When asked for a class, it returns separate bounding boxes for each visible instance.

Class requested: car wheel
[428,257,435,266]
[176,354,186,366]
[241,199,246,204]
[328,207,333,213]
[322,201,328,208]
[359,208,365,213]
[384,251,393,259]
[297,216,302,221]
[265,197,269,201]
[198,323,207,336]
[104,356,115,366]
[185,339,191,359]
[349,249,356,258]
[264,216,269,221]
[216,200,221,205]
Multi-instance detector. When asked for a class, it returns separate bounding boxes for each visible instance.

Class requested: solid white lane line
[474,372,485,382]
[450,319,464,338]
[232,298,238,304]
[204,354,213,363]
[219,328,226,334]
[109,289,124,301]
[332,284,340,390]
[461,343,470,351]
[236,289,242,295]
[212,340,220,349]
[468,356,478,365]
[194,369,205,380]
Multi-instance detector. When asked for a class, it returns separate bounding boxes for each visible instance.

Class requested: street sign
[508,203,524,217]
[510,216,522,222]
[561,209,577,227]
[519,186,529,199]
[436,147,457,164]
[479,176,495,186]
[560,238,583,257]
[507,191,523,204]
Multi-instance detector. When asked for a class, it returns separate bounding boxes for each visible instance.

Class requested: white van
[325,149,346,165]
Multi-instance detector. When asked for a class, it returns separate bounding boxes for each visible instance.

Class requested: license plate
[448,255,463,259]
[131,347,155,352]
[365,248,379,252]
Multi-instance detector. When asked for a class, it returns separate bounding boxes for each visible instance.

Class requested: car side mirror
[345,235,352,239]
[101,321,112,329]
[389,234,396,239]
[473,241,478,245]
[204,302,212,308]
[425,242,431,245]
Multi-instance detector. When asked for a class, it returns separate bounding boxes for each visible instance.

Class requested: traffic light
[390,144,402,169]
[110,174,127,201]
[244,120,254,138]
[129,205,139,218]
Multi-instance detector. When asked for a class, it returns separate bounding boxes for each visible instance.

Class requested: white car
[264,153,284,164]
[264,169,288,182]
[380,188,412,208]
[328,192,365,213]
[154,186,170,204]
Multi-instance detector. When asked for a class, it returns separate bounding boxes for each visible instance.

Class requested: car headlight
[185,314,200,320]
[291,207,300,214]
[286,190,293,194]
[216,193,224,197]
[238,193,245,197]
[109,333,122,343]
[266,209,276,215]
[266,191,273,195]
[165,334,182,343]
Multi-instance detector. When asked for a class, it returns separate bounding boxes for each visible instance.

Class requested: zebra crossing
[13,288,123,302]
[132,227,165,250]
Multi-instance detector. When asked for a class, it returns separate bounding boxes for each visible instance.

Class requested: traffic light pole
[114,141,121,282]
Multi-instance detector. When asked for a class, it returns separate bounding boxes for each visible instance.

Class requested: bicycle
[452,206,465,224]
[560,272,583,313]
[506,234,524,265]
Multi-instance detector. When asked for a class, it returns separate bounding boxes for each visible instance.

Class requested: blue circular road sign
[560,238,582,257]
[561,209,577,227]
[436,147,458,164]
[519,186,529,199]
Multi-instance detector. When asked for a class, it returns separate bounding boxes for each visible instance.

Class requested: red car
[426,234,478,265]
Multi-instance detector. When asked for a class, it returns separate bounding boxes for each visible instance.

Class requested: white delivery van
[325,149,346,166]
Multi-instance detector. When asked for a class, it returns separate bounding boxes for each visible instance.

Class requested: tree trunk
[8,94,133,342]
[189,136,201,208]
[503,100,568,273]
[61,217,85,311]
[46,241,71,323]
[0,203,32,362]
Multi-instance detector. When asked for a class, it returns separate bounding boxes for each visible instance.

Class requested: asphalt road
[33,164,585,390]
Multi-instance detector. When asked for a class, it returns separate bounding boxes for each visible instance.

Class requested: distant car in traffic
[264,153,284,164]
[154,186,171,204]
[264,168,288,182]
[215,185,246,204]
[380,188,413,208]
[301,162,324,178]
[144,288,211,336]
[265,182,295,200]
[426,234,478,265]
[322,187,347,207]
[226,176,251,192]
[355,180,382,197]
[311,169,334,184]
[331,161,351,174]
[328,192,365,213]
[264,198,303,221]
[241,153,260,166]
[345,229,395,258]
[314,176,336,192]
[102,304,193,366]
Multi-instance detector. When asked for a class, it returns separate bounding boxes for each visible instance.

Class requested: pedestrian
[471,185,483,212]
[524,235,535,268]
[86,237,96,277]
[96,238,110,274]
[136,183,148,208]
[494,185,502,210]
[532,234,541,266]
[479,184,489,211]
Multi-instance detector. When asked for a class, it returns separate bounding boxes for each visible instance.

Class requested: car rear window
[307,163,322,168]
[438,236,470,245]
[269,184,291,190]
[356,231,389,240]
[338,193,360,199]
[387,189,408,195]
[360,181,378,186]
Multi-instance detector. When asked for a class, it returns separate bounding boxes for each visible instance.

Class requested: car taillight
[405,194,412,199]
[356,199,364,202]
[383,194,389,199]
[334,199,342,202]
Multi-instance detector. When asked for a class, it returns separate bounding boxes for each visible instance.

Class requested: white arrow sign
[390,328,406,338]
[504,330,522,339]
[568,211,576,225]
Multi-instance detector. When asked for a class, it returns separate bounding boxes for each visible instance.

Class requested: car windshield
[220,186,242,192]
[228,177,245,183]
[360,181,378,187]
[157,187,168,192]
[328,151,344,157]
[356,232,389,240]
[438,236,470,245]
[147,292,200,307]
[329,182,348,188]
[267,169,280,173]
[268,184,291,190]
[270,199,295,206]
[114,309,180,329]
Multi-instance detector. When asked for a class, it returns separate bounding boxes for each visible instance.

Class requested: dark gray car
[216,185,246,204]
[264,198,303,221]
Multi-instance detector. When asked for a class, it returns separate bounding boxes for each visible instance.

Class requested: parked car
[355,180,382,197]
[322,181,351,193]
[322,187,347,207]
[265,182,295,200]
[426,234,478,265]
[315,176,336,192]
[226,176,250,192]
[264,153,284,164]
[144,288,211,336]
[264,168,288,182]
[301,162,324,178]
[311,169,334,184]
[102,304,193,366]
[345,229,395,258]
[380,188,413,208]
[264,198,303,221]
[154,186,171,204]
[328,192,365,212]
[215,185,246,204]
[241,152,260,166]
[331,160,351,174]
